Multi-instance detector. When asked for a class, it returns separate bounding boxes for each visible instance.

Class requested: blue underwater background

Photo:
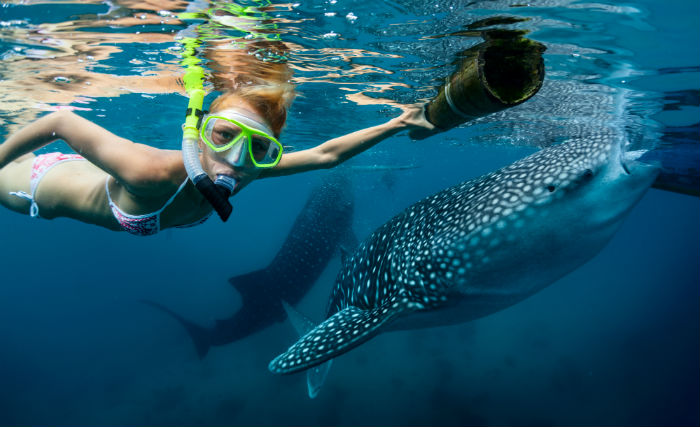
[0,0,698,425]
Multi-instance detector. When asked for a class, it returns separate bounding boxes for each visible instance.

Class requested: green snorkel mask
[201,109,283,168]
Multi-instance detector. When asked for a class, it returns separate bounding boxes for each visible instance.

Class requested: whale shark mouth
[622,149,649,175]
[617,148,661,192]
[621,161,631,175]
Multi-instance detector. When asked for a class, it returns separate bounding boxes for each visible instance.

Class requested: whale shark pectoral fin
[281,300,316,336]
[268,302,402,375]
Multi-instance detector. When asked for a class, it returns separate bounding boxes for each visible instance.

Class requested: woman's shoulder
[123,149,186,196]
[160,149,187,179]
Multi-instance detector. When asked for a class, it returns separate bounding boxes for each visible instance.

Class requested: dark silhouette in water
[145,172,356,358]
[645,121,699,196]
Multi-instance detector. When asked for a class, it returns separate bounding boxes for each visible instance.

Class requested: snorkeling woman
[0,87,434,236]
[0,0,440,235]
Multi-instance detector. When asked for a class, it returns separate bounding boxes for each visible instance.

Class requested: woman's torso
[34,153,213,232]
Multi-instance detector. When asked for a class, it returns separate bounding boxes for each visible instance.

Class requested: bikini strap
[105,177,189,215]
[105,177,115,205]
[156,178,190,214]
[9,191,40,217]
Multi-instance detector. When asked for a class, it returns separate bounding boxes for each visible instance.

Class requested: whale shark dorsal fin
[341,229,359,251]
[268,300,403,375]
[339,246,351,264]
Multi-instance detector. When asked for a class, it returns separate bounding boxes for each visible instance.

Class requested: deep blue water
[0,0,698,425]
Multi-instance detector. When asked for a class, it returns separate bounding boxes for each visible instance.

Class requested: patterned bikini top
[105,178,212,236]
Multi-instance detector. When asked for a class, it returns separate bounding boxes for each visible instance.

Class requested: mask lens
[202,115,283,167]
[205,118,244,149]
[250,136,272,161]
[267,144,281,162]
[249,135,282,167]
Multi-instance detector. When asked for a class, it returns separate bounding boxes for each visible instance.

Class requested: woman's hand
[392,104,439,140]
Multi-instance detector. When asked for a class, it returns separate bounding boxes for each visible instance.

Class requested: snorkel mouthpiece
[214,175,236,194]
[192,174,233,221]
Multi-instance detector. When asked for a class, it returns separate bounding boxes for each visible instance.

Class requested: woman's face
[200,106,274,195]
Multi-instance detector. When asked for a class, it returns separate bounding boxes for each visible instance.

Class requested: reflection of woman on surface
[0,8,434,236]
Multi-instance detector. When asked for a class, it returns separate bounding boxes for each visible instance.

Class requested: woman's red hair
[205,38,295,138]
[209,84,294,138]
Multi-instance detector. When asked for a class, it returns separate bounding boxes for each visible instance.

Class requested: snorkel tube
[178,3,286,221]
[180,38,234,222]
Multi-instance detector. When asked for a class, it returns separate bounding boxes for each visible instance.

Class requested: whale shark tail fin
[279,301,333,398]
[269,298,403,380]
[142,300,211,359]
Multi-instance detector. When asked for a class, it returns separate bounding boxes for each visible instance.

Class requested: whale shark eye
[547,185,556,192]
[583,169,594,179]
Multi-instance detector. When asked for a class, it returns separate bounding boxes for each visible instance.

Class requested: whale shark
[269,129,659,397]
[145,172,356,358]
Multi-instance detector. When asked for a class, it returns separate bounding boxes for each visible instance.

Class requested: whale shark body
[269,130,659,396]
[146,172,356,358]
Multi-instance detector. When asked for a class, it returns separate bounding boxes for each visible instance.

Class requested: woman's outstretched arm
[0,110,178,195]
[260,106,435,178]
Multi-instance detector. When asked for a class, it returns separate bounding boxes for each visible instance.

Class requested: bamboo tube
[426,34,546,130]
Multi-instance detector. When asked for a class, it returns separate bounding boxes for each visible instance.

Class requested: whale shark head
[419,128,660,307]
[522,129,658,231]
